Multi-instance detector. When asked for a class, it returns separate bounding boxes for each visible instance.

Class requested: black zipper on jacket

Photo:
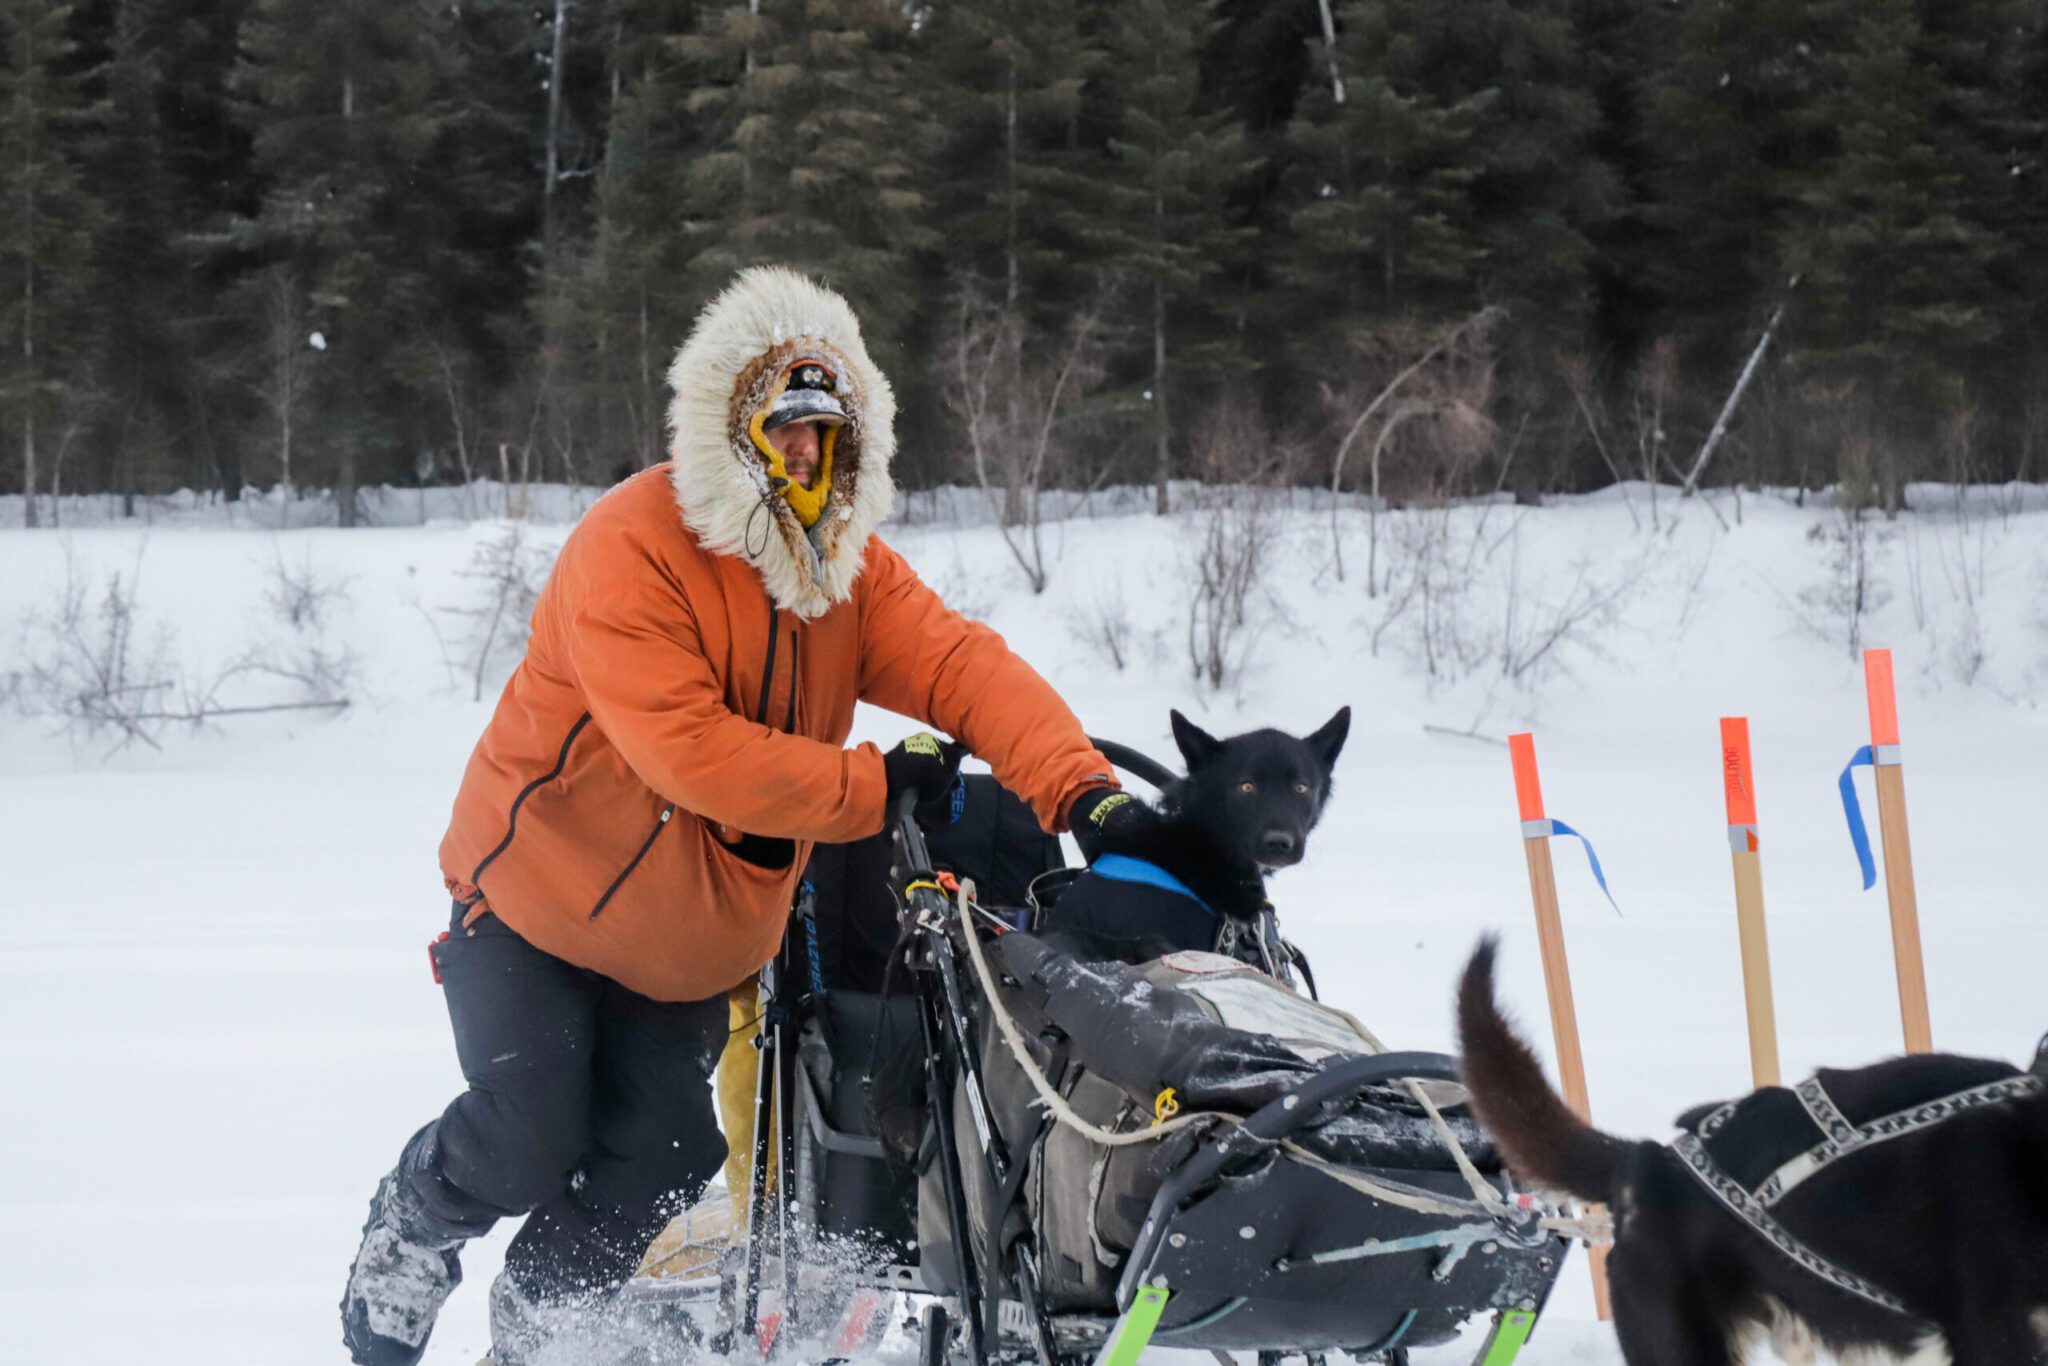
[470,711,592,890]
[589,803,674,920]
[784,629,799,731]
[755,603,780,725]
[590,603,791,920]
[588,600,802,919]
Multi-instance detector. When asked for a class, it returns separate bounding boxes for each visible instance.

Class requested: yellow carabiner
[1153,1087,1180,1125]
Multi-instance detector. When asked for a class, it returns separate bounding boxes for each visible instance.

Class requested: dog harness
[1087,854,1215,916]
[1670,1060,2042,1315]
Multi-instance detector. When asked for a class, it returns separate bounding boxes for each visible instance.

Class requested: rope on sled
[1275,1140,1613,1245]
[951,882,1612,1248]
[955,879,1229,1148]
[951,879,1611,1250]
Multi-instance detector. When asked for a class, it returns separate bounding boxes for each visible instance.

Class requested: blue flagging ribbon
[1838,746,1878,891]
[1089,853,1216,916]
[1537,819,1622,915]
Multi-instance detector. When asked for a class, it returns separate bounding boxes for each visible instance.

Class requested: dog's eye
[1238,782,1256,795]
[1294,783,1310,795]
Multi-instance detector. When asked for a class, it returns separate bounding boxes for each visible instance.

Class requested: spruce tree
[0,0,100,527]
[1093,0,1253,513]
[560,0,708,475]
[2005,0,2048,480]
[1641,0,1828,402]
[1779,0,2000,503]
[674,0,937,355]
[82,0,199,501]
[1390,0,1604,345]
[1910,0,2039,481]
[923,0,1100,322]
[1276,0,1603,490]
[235,0,528,520]
[1279,0,1489,336]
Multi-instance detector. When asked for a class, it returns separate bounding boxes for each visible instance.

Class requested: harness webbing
[1672,1132,1915,1316]
[1758,1073,2041,1205]
[1086,854,1214,916]
[1673,1071,2043,1318]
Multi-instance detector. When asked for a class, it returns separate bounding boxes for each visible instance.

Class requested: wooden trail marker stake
[1863,650,1933,1053]
[1719,718,1781,1087]
[1506,732,1611,1320]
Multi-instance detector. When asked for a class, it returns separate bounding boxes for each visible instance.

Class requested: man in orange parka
[340,267,1132,1366]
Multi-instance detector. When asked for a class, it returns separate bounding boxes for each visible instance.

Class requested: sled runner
[714,740,1573,1366]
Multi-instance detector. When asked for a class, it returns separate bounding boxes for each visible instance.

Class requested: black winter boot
[341,1124,490,1366]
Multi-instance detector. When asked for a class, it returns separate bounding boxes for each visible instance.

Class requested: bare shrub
[231,545,360,705]
[1634,339,1679,525]
[1797,440,1891,660]
[1184,487,1282,691]
[261,542,349,631]
[1182,397,1295,691]
[17,548,181,750]
[238,264,314,507]
[1371,507,1459,675]
[1368,500,1641,690]
[14,546,358,752]
[1076,576,1135,673]
[1323,307,1500,590]
[1371,505,1499,681]
[1558,352,1638,530]
[1499,542,1635,683]
[942,282,1112,593]
[426,523,553,701]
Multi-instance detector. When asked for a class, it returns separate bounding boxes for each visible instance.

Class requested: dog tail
[1456,935,1626,1205]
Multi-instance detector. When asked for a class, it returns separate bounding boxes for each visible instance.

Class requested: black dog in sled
[708,737,1572,1366]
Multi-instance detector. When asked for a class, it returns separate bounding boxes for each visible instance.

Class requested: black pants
[403,904,729,1301]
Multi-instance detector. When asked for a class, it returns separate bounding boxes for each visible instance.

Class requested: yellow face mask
[748,411,839,529]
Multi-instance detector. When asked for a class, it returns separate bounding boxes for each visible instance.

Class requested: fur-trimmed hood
[666,267,897,618]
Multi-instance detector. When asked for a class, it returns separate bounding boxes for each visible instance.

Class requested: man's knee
[436,1071,592,1215]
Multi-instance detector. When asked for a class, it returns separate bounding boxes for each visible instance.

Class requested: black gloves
[1068,786,1153,863]
[883,733,969,827]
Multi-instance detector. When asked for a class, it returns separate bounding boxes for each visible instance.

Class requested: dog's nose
[1259,830,1298,861]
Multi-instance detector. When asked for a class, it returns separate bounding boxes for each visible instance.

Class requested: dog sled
[673,740,1574,1366]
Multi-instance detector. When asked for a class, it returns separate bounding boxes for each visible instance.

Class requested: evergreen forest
[6,0,2047,522]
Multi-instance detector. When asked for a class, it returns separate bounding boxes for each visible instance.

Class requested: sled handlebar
[1088,736,1179,792]
[892,789,938,887]
[890,735,1176,865]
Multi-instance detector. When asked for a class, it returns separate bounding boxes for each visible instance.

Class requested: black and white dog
[1456,936,2048,1366]
[1041,707,1350,963]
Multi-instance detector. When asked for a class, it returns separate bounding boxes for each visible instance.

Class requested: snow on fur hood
[666,267,897,618]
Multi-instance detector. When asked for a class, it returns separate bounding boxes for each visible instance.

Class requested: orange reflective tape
[1720,717,1758,827]
[1509,732,1546,823]
[1863,649,1900,747]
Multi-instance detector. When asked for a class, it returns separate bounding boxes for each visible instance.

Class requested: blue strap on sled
[1521,818,1621,915]
[1090,854,1215,917]
[1837,746,1879,891]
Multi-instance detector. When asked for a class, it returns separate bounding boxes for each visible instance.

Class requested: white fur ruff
[665,266,896,618]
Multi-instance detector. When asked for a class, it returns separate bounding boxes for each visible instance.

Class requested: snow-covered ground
[4,482,2046,1365]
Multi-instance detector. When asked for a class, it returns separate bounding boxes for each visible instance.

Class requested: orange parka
[439,269,1112,1002]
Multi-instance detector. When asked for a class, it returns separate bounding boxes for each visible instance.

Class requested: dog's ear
[1305,706,1351,772]
[1169,710,1222,772]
